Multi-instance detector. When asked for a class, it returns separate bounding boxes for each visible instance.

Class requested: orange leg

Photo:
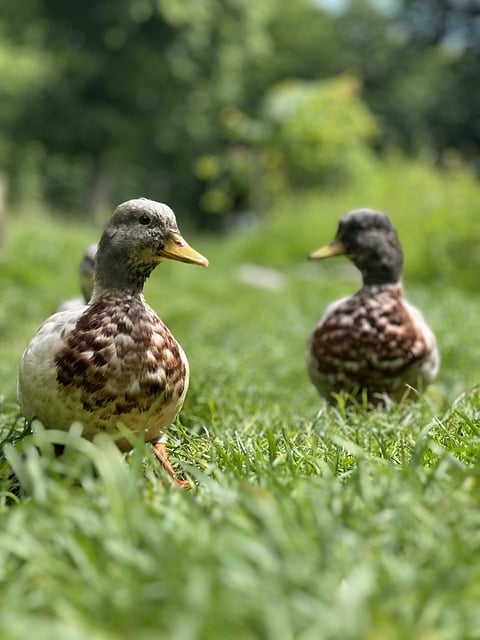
[151,441,188,488]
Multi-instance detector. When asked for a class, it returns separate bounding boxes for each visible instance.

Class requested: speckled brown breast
[53,291,188,447]
[307,284,433,401]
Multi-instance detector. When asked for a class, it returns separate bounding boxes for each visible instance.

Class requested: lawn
[1,158,480,639]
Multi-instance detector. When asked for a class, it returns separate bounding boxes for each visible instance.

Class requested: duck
[306,208,439,404]
[78,243,98,303]
[18,198,208,485]
[56,243,97,312]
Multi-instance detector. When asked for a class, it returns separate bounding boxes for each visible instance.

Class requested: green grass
[1,157,480,639]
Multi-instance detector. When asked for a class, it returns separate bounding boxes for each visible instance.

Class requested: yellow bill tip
[308,238,346,260]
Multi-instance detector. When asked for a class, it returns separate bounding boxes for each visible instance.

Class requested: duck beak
[159,231,209,267]
[309,237,346,260]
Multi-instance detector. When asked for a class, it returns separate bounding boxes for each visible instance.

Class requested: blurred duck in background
[307,208,439,404]
[57,243,97,311]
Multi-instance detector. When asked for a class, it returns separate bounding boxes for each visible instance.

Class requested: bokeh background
[0,0,478,226]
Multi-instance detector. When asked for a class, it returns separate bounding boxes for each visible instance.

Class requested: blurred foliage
[0,0,278,221]
[195,75,379,216]
[259,75,378,185]
[394,0,480,159]
[0,0,478,223]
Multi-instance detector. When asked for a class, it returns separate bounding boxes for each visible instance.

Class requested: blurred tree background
[0,0,478,227]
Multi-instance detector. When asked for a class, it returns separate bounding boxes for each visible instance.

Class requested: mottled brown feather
[55,291,186,422]
[308,285,431,399]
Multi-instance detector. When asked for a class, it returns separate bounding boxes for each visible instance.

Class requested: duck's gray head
[93,198,208,294]
[309,208,403,286]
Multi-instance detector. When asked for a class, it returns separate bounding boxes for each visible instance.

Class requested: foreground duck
[307,208,439,403]
[18,198,208,484]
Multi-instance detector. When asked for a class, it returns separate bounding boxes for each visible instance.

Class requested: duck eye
[139,214,151,225]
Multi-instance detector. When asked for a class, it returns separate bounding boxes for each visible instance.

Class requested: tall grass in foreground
[0,156,479,639]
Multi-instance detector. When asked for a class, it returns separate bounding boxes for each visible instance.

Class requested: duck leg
[151,441,188,487]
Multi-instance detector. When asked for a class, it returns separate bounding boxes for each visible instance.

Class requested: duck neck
[361,270,401,287]
[360,281,403,296]
[91,248,155,299]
